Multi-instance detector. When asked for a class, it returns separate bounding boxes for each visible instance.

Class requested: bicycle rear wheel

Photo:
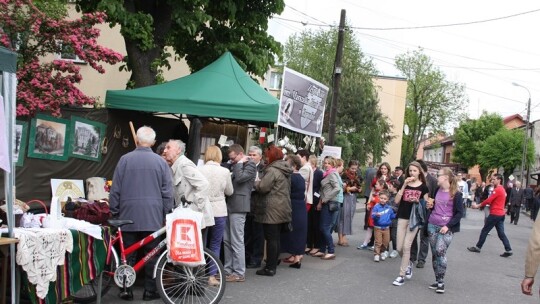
[156,248,226,304]
[72,247,118,303]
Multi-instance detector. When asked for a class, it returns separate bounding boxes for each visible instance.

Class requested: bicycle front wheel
[155,248,226,304]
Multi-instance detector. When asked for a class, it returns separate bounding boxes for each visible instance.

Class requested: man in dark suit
[363,163,377,230]
[394,166,405,185]
[524,186,534,212]
[245,146,265,268]
[224,144,257,282]
[509,181,525,225]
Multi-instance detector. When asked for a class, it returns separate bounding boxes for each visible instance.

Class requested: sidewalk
[356,197,366,213]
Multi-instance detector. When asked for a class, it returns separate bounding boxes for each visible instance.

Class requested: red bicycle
[72,198,226,304]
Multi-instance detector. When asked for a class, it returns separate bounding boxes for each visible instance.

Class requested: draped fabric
[0,96,9,173]
[21,228,109,303]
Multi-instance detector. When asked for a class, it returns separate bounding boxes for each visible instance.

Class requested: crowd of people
[110,126,540,300]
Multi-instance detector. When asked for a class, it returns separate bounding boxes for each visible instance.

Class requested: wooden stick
[129,121,137,147]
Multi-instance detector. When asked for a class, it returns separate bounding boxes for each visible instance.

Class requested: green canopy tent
[105,52,279,124]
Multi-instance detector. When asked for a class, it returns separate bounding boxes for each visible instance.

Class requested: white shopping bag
[166,207,205,266]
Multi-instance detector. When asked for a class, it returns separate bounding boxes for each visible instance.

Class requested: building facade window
[57,42,85,64]
[268,71,282,90]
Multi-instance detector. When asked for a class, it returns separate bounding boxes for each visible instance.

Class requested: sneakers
[416,260,425,268]
[500,251,513,257]
[374,255,380,262]
[405,261,413,279]
[389,250,399,258]
[393,276,405,286]
[467,246,481,253]
[368,246,374,251]
[381,251,389,259]
[429,282,445,293]
[436,284,445,293]
[225,274,245,282]
[357,244,368,250]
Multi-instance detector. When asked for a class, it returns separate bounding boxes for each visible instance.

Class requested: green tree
[75,0,284,88]
[478,128,534,181]
[283,26,393,164]
[396,48,467,166]
[452,112,504,180]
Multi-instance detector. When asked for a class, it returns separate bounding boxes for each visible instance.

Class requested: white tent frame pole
[3,70,17,304]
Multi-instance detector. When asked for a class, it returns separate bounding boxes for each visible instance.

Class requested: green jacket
[254,160,292,224]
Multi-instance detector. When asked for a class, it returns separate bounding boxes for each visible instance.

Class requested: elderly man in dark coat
[109,126,174,301]
[509,181,525,225]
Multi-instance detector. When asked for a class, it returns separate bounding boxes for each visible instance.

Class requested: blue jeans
[476,215,512,252]
[319,203,336,254]
[207,216,226,275]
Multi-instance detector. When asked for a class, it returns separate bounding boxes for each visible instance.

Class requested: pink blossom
[0,0,123,117]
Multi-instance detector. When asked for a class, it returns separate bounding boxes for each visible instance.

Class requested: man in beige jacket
[522,216,540,296]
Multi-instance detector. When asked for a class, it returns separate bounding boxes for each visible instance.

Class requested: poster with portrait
[69,116,106,162]
[28,114,70,161]
[277,67,329,137]
[14,120,28,166]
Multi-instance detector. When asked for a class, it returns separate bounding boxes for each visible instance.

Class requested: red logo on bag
[180,226,192,242]
[170,219,202,263]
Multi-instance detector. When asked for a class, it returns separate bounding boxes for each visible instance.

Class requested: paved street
[103,207,540,304]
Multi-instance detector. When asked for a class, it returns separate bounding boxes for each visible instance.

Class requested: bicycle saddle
[107,219,134,227]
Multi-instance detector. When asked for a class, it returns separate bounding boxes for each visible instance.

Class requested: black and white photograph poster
[28,114,70,161]
[69,116,106,162]
[14,120,28,166]
[277,67,329,137]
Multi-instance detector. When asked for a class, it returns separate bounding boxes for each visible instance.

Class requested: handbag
[281,222,293,233]
[328,201,339,212]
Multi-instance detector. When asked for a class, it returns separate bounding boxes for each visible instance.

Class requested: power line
[272,16,332,27]
[273,8,540,30]
[358,32,540,90]
[466,87,526,104]
[287,5,332,26]
[366,53,528,106]
[351,8,540,30]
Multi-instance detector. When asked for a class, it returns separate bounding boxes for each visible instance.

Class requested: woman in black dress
[281,155,307,268]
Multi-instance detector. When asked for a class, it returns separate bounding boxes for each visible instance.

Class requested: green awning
[105,52,279,123]
[0,47,17,73]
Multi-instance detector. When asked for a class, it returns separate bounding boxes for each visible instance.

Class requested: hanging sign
[277,68,329,137]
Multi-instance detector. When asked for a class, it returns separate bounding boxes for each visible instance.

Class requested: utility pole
[513,82,532,186]
[523,95,531,186]
[328,9,346,145]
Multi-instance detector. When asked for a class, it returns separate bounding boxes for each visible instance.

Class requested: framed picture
[69,116,106,162]
[28,114,70,161]
[14,120,28,166]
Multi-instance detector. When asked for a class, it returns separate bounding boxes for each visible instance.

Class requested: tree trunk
[124,0,172,88]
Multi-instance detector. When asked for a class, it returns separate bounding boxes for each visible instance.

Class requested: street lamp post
[512,82,532,186]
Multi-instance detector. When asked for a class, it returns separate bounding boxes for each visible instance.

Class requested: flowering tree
[0,0,123,117]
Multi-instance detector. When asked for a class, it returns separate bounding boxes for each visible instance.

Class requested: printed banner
[277,68,329,137]
[320,145,342,160]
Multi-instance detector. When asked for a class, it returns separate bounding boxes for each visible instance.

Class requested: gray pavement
[103,206,540,304]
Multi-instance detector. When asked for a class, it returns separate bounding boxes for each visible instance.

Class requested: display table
[0,238,18,304]
[17,228,108,304]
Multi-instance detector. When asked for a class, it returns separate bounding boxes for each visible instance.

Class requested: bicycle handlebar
[180,195,193,207]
